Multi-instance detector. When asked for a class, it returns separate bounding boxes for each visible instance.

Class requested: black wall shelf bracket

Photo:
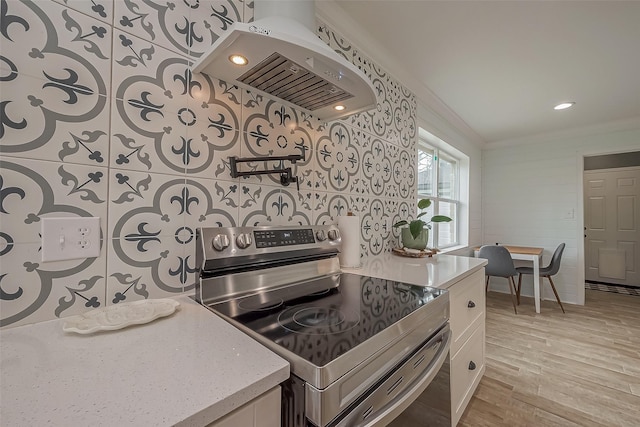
[229,153,305,191]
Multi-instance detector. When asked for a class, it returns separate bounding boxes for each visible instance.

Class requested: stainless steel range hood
[192,0,376,121]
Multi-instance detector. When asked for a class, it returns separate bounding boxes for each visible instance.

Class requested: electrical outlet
[41,217,101,262]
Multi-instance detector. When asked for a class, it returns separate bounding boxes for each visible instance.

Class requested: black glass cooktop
[207,273,444,367]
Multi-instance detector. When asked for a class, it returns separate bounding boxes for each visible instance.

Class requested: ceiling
[323,1,640,145]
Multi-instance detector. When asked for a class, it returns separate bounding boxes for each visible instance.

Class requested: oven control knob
[328,229,340,241]
[212,234,230,251]
[315,230,326,241]
[236,233,253,249]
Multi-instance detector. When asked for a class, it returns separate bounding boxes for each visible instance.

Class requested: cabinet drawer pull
[468,361,476,371]
[467,301,476,308]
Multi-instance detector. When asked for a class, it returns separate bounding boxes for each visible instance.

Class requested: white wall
[482,126,640,305]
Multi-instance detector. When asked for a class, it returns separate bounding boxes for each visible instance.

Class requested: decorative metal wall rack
[229,153,305,190]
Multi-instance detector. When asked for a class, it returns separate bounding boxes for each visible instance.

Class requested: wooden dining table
[474,245,544,313]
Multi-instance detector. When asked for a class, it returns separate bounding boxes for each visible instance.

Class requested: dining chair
[478,245,519,314]
[516,243,566,313]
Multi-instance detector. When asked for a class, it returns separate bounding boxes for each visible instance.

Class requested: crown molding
[483,116,640,150]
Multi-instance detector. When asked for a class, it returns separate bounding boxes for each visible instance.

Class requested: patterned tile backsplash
[0,0,417,328]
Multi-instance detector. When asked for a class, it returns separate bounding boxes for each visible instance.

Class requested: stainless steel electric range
[196,224,451,427]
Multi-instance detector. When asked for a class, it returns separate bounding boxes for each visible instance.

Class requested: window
[417,141,459,248]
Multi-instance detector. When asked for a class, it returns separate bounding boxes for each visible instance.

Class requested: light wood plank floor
[459,290,640,427]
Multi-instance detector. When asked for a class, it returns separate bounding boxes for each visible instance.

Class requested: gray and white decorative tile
[184,72,242,179]
[396,93,417,149]
[346,195,371,218]
[190,70,243,126]
[2,72,109,164]
[302,168,327,194]
[383,141,401,198]
[237,182,266,225]
[345,128,372,194]
[239,183,311,227]
[316,21,361,72]
[111,30,201,175]
[290,153,327,213]
[384,198,400,251]
[106,234,188,303]
[279,186,313,226]
[106,263,153,306]
[349,63,416,149]
[0,0,111,92]
[316,122,362,193]
[111,29,189,108]
[110,101,188,176]
[393,148,416,200]
[113,0,243,59]
[0,158,108,245]
[313,192,351,225]
[1,0,111,163]
[55,0,114,24]
[114,0,193,56]
[188,0,245,58]
[0,241,107,328]
[183,176,238,231]
[107,169,187,241]
[361,136,394,198]
[360,197,391,257]
[106,169,197,298]
[296,187,316,215]
[240,99,315,187]
[367,69,397,143]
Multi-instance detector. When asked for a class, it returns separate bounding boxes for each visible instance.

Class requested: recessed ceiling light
[229,54,248,66]
[334,105,346,111]
[554,102,575,110]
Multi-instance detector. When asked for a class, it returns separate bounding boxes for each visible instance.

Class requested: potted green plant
[393,198,452,250]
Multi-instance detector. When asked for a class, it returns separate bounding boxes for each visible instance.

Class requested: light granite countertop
[342,253,487,289]
[0,296,289,427]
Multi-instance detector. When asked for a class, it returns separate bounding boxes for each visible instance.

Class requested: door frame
[576,147,640,305]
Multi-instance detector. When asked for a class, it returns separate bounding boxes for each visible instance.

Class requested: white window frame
[417,140,460,249]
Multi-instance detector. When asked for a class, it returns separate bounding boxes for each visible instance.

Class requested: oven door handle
[358,328,452,427]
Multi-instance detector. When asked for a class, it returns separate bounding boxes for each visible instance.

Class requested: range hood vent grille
[238,53,353,111]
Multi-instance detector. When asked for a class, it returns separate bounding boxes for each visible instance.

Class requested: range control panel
[196,225,342,269]
[254,228,315,248]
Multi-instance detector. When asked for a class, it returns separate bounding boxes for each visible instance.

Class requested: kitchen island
[0,296,289,427]
[343,253,487,426]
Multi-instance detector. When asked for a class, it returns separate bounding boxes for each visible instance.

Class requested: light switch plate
[41,217,101,262]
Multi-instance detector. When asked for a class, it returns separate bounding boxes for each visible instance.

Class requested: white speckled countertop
[342,253,487,288]
[0,296,289,427]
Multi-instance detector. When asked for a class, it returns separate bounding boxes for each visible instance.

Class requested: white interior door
[584,167,640,287]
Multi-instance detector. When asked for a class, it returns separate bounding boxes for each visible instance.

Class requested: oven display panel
[254,229,315,248]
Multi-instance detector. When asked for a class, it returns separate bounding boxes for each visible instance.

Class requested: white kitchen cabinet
[447,268,486,426]
[206,386,281,427]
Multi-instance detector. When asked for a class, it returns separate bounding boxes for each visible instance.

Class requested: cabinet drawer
[449,269,485,354]
[451,325,485,423]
